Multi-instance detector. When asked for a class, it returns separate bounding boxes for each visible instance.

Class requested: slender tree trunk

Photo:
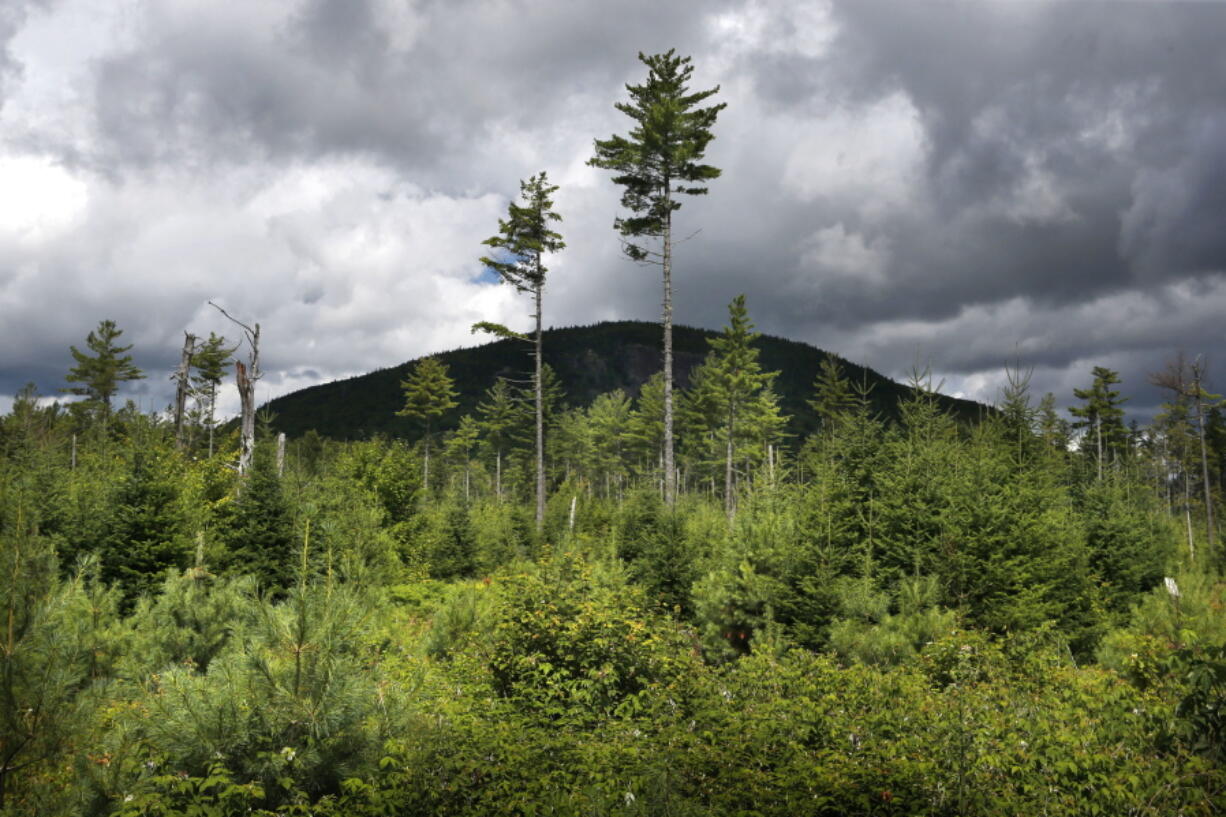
[1162,439,1172,514]
[658,450,664,500]
[534,280,545,530]
[662,205,676,506]
[1095,416,1103,480]
[207,384,217,458]
[236,356,257,476]
[423,420,431,491]
[174,332,196,450]
[276,432,287,477]
[724,406,736,522]
[1185,469,1196,562]
[1192,370,1216,549]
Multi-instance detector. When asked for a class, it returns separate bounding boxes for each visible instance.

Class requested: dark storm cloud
[826,0,1226,292]
[697,1,1226,386]
[90,0,738,185]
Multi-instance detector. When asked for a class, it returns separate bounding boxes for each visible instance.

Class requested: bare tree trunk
[276,432,286,477]
[235,357,257,475]
[1162,438,1172,514]
[210,303,260,475]
[207,383,217,458]
[1185,469,1196,562]
[534,280,545,530]
[245,325,260,472]
[173,332,197,450]
[724,406,736,522]
[1191,360,1216,549]
[658,451,664,500]
[1095,416,1103,480]
[725,432,735,522]
[662,206,676,507]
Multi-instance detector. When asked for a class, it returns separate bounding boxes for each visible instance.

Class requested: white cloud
[0,155,89,243]
[800,223,890,283]
[782,91,926,217]
[709,0,837,61]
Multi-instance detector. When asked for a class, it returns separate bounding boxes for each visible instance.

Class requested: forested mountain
[262,320,988,440]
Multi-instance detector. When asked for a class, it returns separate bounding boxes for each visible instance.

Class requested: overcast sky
[2,0,1223,422]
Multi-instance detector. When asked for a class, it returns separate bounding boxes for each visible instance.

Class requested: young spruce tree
[691,295,783,520]
[191,332,235,458]
[221,439,296,592]
[397,357,458,491]
[101,448,189,605]
[476,378,518,501]
[589,49,725,506]
[1070,366,1127,480]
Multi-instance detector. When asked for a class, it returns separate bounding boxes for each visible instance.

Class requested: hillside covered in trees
[260,320,989,441]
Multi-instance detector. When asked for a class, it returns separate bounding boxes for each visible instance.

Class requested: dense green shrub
[119,568,255,676]
[423,580,498,660]
[0,540,121,814]
[91,581,402,812]
[826,575,958,667]
[488,551,699,721]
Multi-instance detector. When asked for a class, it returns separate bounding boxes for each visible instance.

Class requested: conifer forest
[2,50,1225,817]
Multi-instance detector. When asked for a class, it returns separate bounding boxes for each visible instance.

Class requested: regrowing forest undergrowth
[3,51,1226,817]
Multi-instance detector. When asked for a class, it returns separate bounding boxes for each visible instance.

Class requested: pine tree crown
[589,49,725,255]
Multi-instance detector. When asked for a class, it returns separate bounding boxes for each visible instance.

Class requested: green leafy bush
[98,581,401,811]
[488,551,697,721]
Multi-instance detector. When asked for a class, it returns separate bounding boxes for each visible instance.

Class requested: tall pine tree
[479,172,565,528]
[589,49,725,506]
